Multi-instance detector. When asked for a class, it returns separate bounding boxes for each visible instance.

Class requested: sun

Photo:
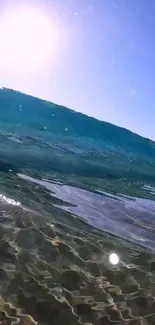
[0,6,58,73]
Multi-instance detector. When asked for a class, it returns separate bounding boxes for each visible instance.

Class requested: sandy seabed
[0,197,154,325]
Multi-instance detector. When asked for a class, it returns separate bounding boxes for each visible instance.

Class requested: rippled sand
[0,196,155,325]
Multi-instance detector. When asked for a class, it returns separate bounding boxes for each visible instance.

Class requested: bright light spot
[0,6,58,73]
[0,194,21,206]
[109,253,119,265]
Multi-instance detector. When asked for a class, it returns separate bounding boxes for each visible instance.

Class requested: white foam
[0,194,21,206]
[17,173,155,250]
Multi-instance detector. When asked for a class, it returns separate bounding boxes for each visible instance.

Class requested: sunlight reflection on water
[0,194,21,206]
[16,173,155,251]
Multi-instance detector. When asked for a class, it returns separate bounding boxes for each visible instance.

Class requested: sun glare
[109,253,119,265]
[0,6,58,72]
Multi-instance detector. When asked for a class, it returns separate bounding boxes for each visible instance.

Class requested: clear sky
[0,0,155,139]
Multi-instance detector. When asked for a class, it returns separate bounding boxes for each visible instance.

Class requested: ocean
[0,87,155,324]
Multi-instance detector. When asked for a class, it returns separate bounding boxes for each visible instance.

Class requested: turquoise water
[1,87,155,249]
[1,87,155,324]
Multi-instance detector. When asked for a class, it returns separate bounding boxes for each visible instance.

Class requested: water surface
[0,88,155,324]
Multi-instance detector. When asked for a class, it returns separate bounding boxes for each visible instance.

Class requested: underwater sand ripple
[0,198,154,324]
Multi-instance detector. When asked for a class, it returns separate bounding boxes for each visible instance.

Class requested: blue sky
[0,0,155,139]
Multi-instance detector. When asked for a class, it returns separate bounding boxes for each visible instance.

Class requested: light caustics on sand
[17,173,155,251]
[0,194,21,206]
[0,5,58,73]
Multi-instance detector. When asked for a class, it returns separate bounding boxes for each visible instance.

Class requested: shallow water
[17,173,155,251]
[0,88,155,324]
